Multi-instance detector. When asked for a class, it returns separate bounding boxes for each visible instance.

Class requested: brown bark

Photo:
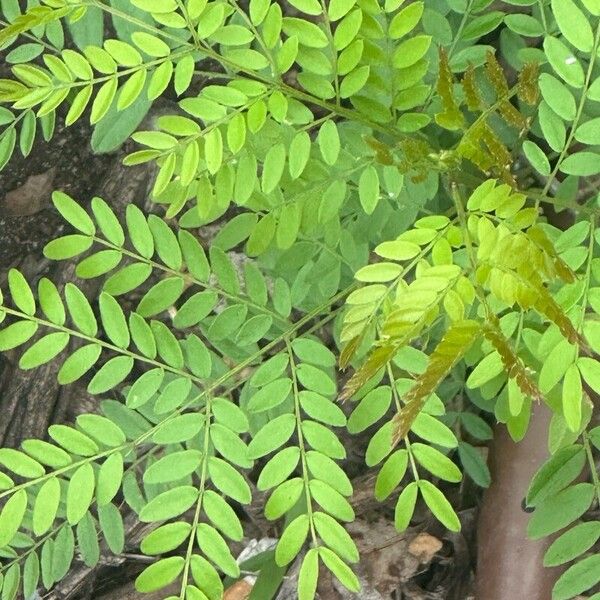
[476,402,562,599]
[0,126,153,446]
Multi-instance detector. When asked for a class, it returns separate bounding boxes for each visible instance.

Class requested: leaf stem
[286,340,319,545]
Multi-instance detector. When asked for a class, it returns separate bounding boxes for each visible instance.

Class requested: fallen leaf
[223,579,253,600]
[408,532,443,563]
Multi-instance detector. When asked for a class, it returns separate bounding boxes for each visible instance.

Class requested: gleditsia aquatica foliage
[1,1,600,599]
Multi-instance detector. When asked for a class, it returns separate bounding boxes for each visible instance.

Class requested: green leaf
[139,486,199,522]
[44,234,93,260]
[544,522,600,567]
[257,446,301,491]
[76,249,122,278]
[77,511,100,567]
[287,0,321,14]
[208,456,252,504]
[77,414,126,447]
[99,292,130,348]
[389,2,424,38]
[412,442,462,482]
[265,478,304,520]
[0,489,27,548]
[210,423,251,469]
[151,320,184,368]
[38,277,65,325]
[91,78,118,124]
[348,386,392,433]
[19,332,70,369]
[22,439,71,469]
[302,420,346,459]
[528,483,595,539]
[457,441,491,488]
[0,321,38,351]
[375,450,408,501]
[183,335,212,378]
[68,5,103,48]
[8,268,35,315]
[544,36,585,88]
[195,523,240,577]
[209,246,240,294]
[366,422,394,466]
[33,477,61,535]
[526,445,586,507]
[563,363,582,432]
[283,17,328,48]
[358,165,379,214]
[97,452,124,506]
[551,0,593,52]
[291,338,336,368]
[152,414,204,444]
[319,547,360,593]
[0,448,45,478]
[317,120,340,166]
[148,215,182,270]
[52,523,75,580]
[247,378,292,412]
[298,549,319,600]
[309,479,354,522]
[91,196,124,245]
[275,514,310,566]
[178,231,211,281]
[393,35,431,69]
[561,152,600,176]
[98,502,125,554]
[135,556,185,593]
[418,480,460,532]
[137,276,184,317]
[466,351,503,388]
[126,204,154,258]
[190,554,224,600]
[539,73,576,121]
[204,127,223,175]
[87,355,134,394]
[52,191,95,235]
[411,412,458,448]
[141,522,192,556]
[462,12,503,40]
[262,143,286,194]
[297,364,336,396]
[313,511,359,563]
[523,141,550,177]
[49,424,99,456]
[333,9,362,50]
[103,262,152,296]
[300,391,346,426]
[552,554,600,600]
[58,343,102,384]
[248,414,296,458]
[505,13,544,37]
[23,551,40,598]
[67,462,95,525]
[208,304,248,341]
[203,490,244,541]
[126,367,164,409]
[288,131,311,179]
[144,450,202,484]
[65,283,97,336]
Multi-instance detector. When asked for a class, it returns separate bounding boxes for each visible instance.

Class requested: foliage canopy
[1,0,600,598]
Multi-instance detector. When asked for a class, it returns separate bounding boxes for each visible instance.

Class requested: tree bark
[476,402,563,599]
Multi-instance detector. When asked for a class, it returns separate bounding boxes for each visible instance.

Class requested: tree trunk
[476,402,563,599]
